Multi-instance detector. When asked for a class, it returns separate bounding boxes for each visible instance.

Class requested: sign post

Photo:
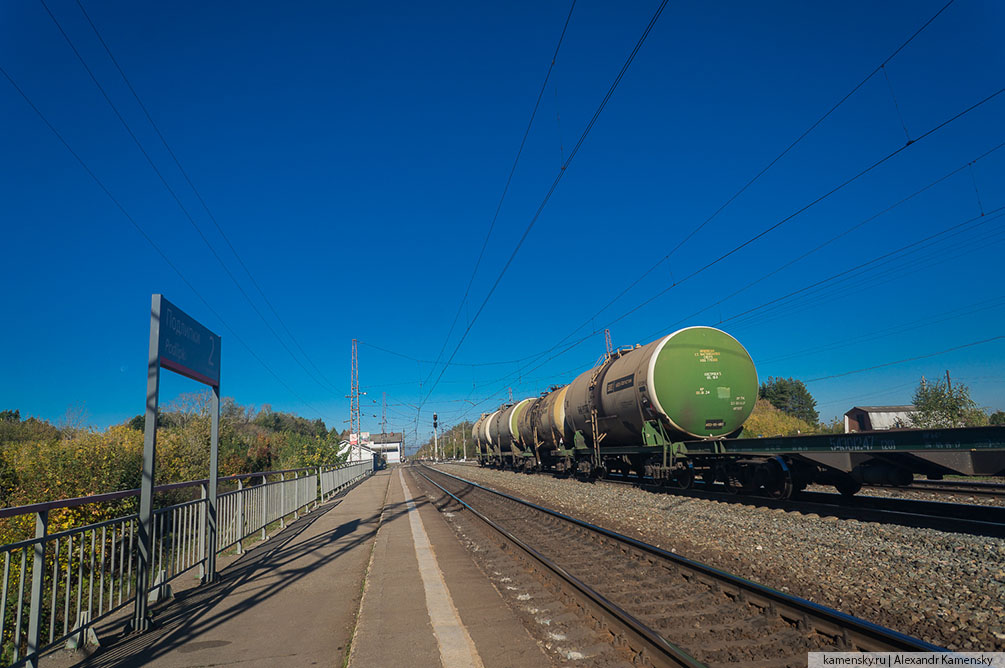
[133,294,221,632]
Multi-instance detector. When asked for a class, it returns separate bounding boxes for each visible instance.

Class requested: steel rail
[863,479,1005,498]
[420,464,947,657]
[412,466,704,668]
[598,474,1005,537]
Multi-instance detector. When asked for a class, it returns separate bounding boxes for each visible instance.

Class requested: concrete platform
[349,467,550,668]
[44,465,551,667]
[48,470,392,668]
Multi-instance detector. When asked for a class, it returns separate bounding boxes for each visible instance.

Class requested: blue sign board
[157,295,221,386]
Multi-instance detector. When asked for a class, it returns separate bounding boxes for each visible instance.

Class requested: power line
[1,63,335,424]
[420,0,670,409]
[40,0,340,395]
[359,340,538,367]
[74,0,341,391]
[482,85,1001,368]
[421,0,579,390]
[456,89,1005,400]
[759,295,1005,367]
[806,336,1005,382]
[638,142,1005,338]
[507,0,961,367]
[816,380,920,408]
[632,142,1005,337]
[728,209,1004,329]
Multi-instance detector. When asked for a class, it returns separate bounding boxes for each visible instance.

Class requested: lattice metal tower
[604,328,613,359]
[381,392,387,436]
[350,339,360,440]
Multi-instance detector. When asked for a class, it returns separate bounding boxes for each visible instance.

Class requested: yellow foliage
[740,399,817,438]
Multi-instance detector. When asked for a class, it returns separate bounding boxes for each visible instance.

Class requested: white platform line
[399,469,485,668]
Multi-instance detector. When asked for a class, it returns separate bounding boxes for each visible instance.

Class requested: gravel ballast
[438,464,1005,652]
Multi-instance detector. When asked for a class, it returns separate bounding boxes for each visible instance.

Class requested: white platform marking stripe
[399,469,485,668]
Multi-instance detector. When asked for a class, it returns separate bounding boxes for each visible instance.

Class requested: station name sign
[157,295,220,387]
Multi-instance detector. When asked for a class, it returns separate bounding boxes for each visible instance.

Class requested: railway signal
[433,413,439,460]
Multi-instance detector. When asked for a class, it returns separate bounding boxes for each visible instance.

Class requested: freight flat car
[471,326,1005,497]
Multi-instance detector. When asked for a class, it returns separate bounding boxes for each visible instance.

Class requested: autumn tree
[909,379,988,428]
[758,377,819,425]
[740,399,816,438]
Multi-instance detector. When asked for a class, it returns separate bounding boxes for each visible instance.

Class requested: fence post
[205,385,220,584]
[293,471,300,520]
[261,474,268,541]
[279,473,286,529]
[199,484,207,578]
[25,510,48,668]
[236,479,244,555]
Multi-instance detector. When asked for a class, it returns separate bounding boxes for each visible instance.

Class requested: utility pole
[349,339,360,454]
[462,426,467,461]
[381,392,387,436]
[945,370,952,392]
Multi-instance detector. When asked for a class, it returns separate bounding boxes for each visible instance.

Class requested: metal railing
[0,459,374,667]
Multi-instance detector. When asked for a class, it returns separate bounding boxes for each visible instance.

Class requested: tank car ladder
[585,348,626,474]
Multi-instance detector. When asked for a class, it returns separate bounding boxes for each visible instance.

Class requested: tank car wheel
[763,457,794,500]
[835,477,862,496]
[674,464,694,490]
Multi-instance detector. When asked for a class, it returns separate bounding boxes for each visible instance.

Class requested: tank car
[541,326,756,476]
[472,410,498,463]
[467,325,1005,497]
[482,398,537,469]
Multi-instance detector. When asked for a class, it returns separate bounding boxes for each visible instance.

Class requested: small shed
[844,405,915,432]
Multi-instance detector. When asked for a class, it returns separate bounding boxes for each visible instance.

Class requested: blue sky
[2,0,1003,451]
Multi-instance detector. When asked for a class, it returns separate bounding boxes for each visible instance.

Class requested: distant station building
[346,432,375,462]
[369,432,403,464]
[843,405,915,433]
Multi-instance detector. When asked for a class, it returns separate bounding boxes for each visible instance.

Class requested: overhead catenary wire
[806,336,1005,382]
[0,64,335,424]
[419,0,579,392]
[431,202,1005,422]
[74,0,340,391]
[347,0,974,422]
[721,209,1005,331]
[638,142,1005,338]
[507,0,961,369]
[40,0,340,396]
[757,294,1005,366]
[359,340,539,367]
[440,205,1005,427]
[456,89,1005,401]
[815,380,921,409]
[419,0,671,410]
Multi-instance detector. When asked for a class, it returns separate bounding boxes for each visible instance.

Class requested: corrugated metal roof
[369,432,403,444]
[847,405,916,413]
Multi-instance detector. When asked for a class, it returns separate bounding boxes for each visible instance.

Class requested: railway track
[414,464,944,668]
[597,473,1005,537]
[862,479,1005,498]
